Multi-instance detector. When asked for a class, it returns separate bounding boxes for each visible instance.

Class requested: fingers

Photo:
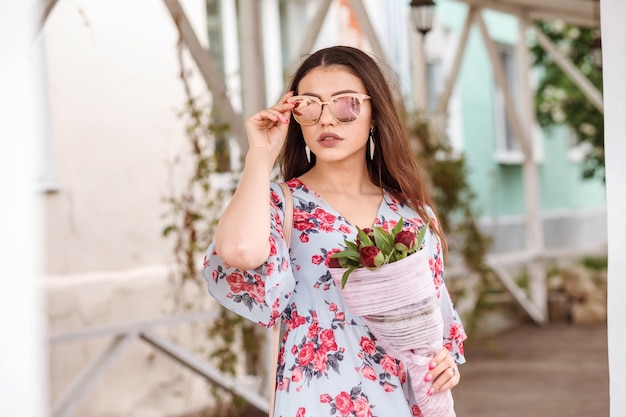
[423,348,460,396]
[248,91,295,128]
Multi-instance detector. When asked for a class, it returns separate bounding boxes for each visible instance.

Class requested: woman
[203,45,466,417]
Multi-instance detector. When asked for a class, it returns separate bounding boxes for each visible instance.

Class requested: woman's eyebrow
[299,89,360,98]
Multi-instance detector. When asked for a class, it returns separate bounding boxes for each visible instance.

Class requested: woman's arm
[214,92,294,270]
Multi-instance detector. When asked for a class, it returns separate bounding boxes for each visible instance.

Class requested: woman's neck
[299,163,379,196]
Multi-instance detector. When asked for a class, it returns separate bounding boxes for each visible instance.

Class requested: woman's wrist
[245,147,278,174]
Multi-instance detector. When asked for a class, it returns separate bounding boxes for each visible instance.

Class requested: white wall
[43,0,206,275]
[42,1,223,415]
[602,0,626,414]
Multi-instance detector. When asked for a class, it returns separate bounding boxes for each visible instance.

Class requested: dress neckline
[289,178,389,230]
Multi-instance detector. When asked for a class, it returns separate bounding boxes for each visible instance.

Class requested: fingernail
[427,388,434,396]
[428,362,436,370]
[284,118,290,123]
[423,374,432,382]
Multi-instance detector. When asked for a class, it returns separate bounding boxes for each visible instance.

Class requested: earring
[369,128,375,160]
[305,145,311,163]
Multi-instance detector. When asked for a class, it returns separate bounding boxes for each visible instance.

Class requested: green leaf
[372,226,391,254]
[356,227,374,246]
[341,266,356,289]
[417,221,430,249]
[392,217,404,235]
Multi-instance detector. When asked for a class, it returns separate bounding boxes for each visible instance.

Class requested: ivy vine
[531,21,604,180]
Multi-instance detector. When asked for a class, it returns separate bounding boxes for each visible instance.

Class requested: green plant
[162,43,264,416]
[407,112,494,334]
[531,21,604,181]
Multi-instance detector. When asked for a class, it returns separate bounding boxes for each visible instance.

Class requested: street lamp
[410,0,436,36]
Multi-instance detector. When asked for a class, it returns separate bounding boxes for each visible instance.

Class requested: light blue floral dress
[203,178,466,417]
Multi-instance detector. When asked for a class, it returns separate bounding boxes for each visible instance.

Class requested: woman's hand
[423,348,460,396]
[245,91,295,160]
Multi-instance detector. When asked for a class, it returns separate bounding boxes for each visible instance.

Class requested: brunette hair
[279,45,446,248]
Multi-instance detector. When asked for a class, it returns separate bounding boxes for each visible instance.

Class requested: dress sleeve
[202,183,295,328]
[425,210,468,365]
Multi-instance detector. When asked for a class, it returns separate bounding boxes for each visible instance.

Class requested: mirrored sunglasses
[288,93,371,125]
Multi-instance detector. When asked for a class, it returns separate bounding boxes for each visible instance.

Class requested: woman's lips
[317,133,342,147]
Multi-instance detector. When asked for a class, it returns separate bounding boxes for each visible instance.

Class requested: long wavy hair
[279,45,446,248]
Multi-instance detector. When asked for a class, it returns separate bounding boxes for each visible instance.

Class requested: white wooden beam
[348,0,388,62]
[476,11,531,158]
[432,7,476,140]
[531,22,604,113]
[288,0,333,71]
[239,0,267,119]
[456,0,598,28]
[517,15,547,321]
[0,2,48,415]
[477,10,546,324]
[162,0,247,151]
[602,0,626,413]
[41,0,59,26]
[487,263,545,324]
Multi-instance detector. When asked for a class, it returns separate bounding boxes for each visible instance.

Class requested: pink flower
[449,323,461,340]
[299,233,309,243]
[320,328,338,351]
[411,404,424,417]
[312,349,327,372]
[289,311,306,329]
[334,392,354,416]
[328,302,338,312]
[296,407,306,417]
[399,361,407,383]
[382,382,395,392]
[334,311,345,321]
[320,393,332,403]
[307,322,319,339]
[359,336,376,355]
[291,366,303,382]
[381,355,399,376]
[311,254,323,265]
[361,365,376,381]
[298,342,315,366]
[269,237,278,256]
[247,283,265,304]
[354,396,372,417]
[313,207,336,224]
[226,272,246,293]
[359,246,384,268]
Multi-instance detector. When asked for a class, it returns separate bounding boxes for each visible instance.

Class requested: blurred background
[3,0,624,416]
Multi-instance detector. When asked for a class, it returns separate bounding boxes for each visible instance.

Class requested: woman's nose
[318,103,336,126]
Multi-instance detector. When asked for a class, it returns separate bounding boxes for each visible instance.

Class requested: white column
[261,0,284,105]
[602,0,626,414]
[0,2,48,416]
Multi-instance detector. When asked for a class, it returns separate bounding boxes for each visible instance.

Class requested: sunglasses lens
[330,96,360,122]
[290,98,320,124]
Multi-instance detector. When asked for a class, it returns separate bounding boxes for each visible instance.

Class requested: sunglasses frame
[288,93,371,126]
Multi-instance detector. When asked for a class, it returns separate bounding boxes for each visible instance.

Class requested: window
[493,43,522,163]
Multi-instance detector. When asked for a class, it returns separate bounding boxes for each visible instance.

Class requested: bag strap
[269,182,292,417]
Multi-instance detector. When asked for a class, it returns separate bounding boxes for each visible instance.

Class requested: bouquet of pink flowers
[329,219,456,417]
[331,218,429,288]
